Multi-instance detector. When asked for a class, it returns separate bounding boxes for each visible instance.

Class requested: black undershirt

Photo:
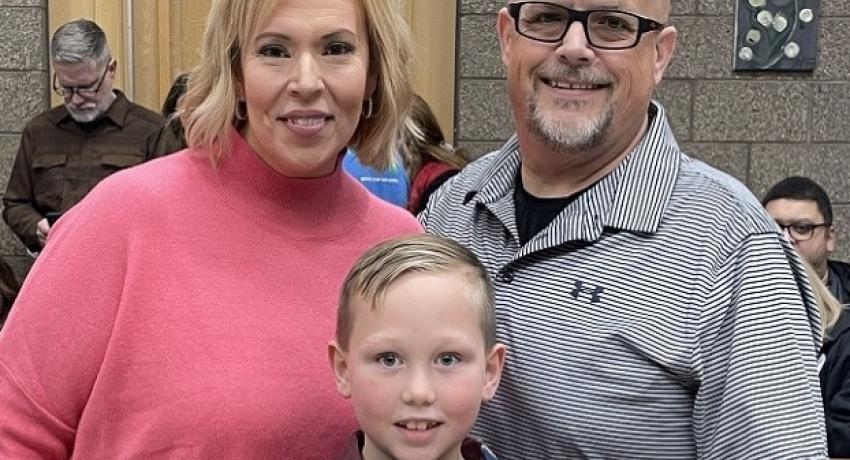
[512,103,656,246]
[514,173,580,245]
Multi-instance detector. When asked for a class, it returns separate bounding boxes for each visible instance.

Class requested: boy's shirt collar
[336,430,498,460]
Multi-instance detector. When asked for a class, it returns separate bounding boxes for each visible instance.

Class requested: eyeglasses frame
[52,60,114,99]
[507,1,666,50]
[776,221,832,242]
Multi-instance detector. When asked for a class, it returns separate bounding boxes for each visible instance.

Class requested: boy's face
[330,270,506,460]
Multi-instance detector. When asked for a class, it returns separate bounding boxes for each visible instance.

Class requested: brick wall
[0,0,47,279]
[455,0,850,261]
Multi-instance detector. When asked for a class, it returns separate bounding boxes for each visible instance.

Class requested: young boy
[329,234,507,460]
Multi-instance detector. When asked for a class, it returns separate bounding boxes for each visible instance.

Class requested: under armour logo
[570,280,604,303]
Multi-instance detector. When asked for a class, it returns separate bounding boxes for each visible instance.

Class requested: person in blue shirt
[343,148,409,208]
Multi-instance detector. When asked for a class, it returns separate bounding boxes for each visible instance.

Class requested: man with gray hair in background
[421,0,827,457]
[3,19,164,253]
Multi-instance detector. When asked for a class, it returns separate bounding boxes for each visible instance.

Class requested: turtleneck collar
[191,129,371,240]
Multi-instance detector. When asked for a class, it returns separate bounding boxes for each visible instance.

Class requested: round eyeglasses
[507,1,666,50]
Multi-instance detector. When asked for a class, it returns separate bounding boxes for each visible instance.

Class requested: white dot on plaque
[784,42,800,59]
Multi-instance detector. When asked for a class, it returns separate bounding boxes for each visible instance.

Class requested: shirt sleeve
[3,128,44,252]
[0,184,129,458]
[694,232,827,458]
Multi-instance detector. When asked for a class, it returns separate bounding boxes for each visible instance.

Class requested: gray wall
[0,0,48,279]
[456,0,850,261]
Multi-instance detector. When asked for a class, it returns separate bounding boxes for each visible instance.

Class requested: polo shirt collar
[465,101,681,236]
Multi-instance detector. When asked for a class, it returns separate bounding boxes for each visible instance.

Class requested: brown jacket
[3,91,165,251]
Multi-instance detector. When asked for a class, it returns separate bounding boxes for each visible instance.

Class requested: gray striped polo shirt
[421,102,827,459]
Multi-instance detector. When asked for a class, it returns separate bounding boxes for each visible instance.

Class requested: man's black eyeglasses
[775,221,832,242]
[507,1,665,50]
[53,61,113,99]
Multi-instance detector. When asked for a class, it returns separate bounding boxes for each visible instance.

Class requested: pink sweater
[0,132,422,459]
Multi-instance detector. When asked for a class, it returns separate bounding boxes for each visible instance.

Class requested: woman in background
[402,94,469,215]
[152,72,190,155]
[160,72,190,148]
[809,260,850,458]
[342,147,409,208]
[0,0,420,458]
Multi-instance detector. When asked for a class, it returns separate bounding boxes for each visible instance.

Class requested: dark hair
[162,73,190,118]
[159,73,190,151]
[400,94,468,180]
[762,176,833,224]
[0,257,20,328]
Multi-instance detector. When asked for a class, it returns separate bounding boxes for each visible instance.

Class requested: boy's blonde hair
[179,0,413,169]
[338,234,497,349]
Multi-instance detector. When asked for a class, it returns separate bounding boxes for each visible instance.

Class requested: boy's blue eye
[436,353,460,367]
[377,352,402,368]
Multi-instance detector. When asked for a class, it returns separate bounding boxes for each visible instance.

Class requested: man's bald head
[649,1,671,23]
[505,1,671,22]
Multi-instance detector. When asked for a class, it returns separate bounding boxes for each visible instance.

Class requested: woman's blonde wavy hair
[803,261,845,338]
[178,0,413,170]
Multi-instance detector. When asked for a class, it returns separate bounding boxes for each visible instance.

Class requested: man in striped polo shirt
[421,1,827,458]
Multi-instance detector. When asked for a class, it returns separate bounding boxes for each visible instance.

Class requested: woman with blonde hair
[0,0,420,458]
[807,260,850,457]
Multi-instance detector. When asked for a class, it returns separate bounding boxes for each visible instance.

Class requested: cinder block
[459,0,504,14]
[0,7,46,70]
[814,19,850,80]
[750,143,850,202]
[458,141,505,161]
[812,83,850,142]
[457,79,513,141]
[459,15,504,79]
[666,17,733,79]
[693,81,810,142]
[0,71,48,132]
[655,80,692,141]
[823,0,850,17]
[697,0,735,15]
[832,205,850,262]
[0,135,20,192]
[672,0,699,15]
[0,1,44,7]
[681,142,750,185]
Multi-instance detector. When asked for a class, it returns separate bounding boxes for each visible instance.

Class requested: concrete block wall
[0,0,48,279]
[456,0,850,261]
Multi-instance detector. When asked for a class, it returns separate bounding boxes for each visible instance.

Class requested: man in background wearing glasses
[421,1,826,457]
[764,175,850,458]
[3,19,164,253]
